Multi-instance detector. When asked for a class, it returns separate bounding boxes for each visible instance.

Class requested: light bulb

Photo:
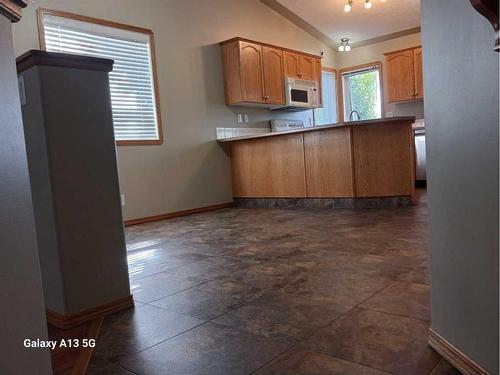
[345,45,351,52]
[344,0,352,12]
[338,45,345,52]
[365,0,372,9]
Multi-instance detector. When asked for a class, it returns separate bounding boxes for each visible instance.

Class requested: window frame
[37,8,164,146]
[338,61,384,123]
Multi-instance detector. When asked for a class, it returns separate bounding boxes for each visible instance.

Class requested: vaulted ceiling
[265,0,421,47]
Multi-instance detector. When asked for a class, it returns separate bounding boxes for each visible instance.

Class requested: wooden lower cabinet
[352,121,414,197]
[304,128,354,197]
[231,134,307,198]
[227,119,415,199]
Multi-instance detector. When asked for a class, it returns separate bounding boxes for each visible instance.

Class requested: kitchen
[3,1,498,375]
[216,23,426,203]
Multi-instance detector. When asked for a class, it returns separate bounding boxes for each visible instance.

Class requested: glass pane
[290,89,309,103]
[314,71,337,126]
[344,69,381,121]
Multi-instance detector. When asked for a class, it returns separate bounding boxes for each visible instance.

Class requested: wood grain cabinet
[220,37,322,107]
[384,46,423,102]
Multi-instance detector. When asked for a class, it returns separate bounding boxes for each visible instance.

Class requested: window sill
[116,140,163,146]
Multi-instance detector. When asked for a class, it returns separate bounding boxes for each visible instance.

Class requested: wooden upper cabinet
[262,46,285,105]
[413,47,423,100]
[220,37,322,107]
[299,55,315,80]
[384,46,423,103]
[284,52,317,80]
[284,52,301,78]
[239,41,265,103]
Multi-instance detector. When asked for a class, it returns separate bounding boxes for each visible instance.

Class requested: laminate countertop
[217,116,416,143]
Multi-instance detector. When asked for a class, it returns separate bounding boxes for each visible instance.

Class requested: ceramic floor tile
[117,322,294,375]
[299,308,440,375]
[150,281,261,320]
[214,291,352,341]
[360,281,430,321]
[88,304,204,371]
[254,348,391,375]
[429,359,462,375]
[130,271,208,303]
[87,362,136,375]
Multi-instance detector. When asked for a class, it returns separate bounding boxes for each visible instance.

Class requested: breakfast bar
[219,117,416,207]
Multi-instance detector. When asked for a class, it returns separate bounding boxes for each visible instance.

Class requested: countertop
[217,116,416,143]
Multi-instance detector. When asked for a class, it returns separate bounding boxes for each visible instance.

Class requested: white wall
[421,0,498,372]
[13,0,336,220]
[336,32,424,119]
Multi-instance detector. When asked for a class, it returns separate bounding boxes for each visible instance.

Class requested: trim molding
[428,328,490,375]
[70,317,103,375]
[124,202,235,227]
[0,0,26,22]
[47,295,134,330]
[16,50,114,74]
[259,0,336,49]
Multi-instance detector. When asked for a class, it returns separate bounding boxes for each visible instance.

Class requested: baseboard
[124,202,235,226]
[428,328,490,375]
[70,317,103,375]
[47,295,134,330]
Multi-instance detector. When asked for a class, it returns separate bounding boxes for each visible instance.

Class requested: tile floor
[88,190,461,375]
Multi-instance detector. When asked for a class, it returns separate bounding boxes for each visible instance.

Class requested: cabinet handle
[263,95,269,99]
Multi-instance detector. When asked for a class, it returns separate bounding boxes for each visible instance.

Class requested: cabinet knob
[263,95,269,99]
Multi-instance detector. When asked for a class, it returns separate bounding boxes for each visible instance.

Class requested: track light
[344,0,353,12]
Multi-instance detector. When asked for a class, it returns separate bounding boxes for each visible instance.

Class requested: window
[341,63,382,122]
[38,9,162,145]
[314,68,338,126]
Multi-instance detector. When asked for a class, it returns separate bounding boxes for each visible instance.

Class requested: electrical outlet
[121,194,126,207]
[244,114,249,123]
[237,114,243,123]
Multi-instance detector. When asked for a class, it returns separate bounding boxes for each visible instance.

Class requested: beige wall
[13,0,336,221]
[336,32,424,119]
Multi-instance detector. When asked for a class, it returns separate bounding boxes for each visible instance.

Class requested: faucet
[349,110,360,122]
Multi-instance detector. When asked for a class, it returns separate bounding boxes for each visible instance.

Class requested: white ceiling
[275,0,421,45]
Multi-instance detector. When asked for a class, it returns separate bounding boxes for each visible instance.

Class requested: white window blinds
[42,14,160,143]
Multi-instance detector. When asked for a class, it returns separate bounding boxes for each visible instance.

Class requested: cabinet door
[413,47,424,100]
[262,46,285,105]
[299,55,315,80]
[385,50,415,102]
[284,51,301,78]
[239,41,265,103]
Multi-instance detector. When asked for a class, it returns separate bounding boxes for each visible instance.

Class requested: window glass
[314,70,337,126]
[342,67,381,122]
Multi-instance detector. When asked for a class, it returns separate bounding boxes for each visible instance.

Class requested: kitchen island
[219,117,415,207]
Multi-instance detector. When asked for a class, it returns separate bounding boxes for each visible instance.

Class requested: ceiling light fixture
[344,0,353,12]
[338,38,351,52]
[343,0,385,12]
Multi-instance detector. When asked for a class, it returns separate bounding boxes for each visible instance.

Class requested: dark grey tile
[130,272,208,303]
[254,348,391,375]
[128,249,208,280]
[429,359,462,375]
[88,304,204,371]
[118,322,293,375]
[299,308,440,375]
[87,362,135,374]
[214,291,352,340]
[360,281,430,321]
[150,281,260,319]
